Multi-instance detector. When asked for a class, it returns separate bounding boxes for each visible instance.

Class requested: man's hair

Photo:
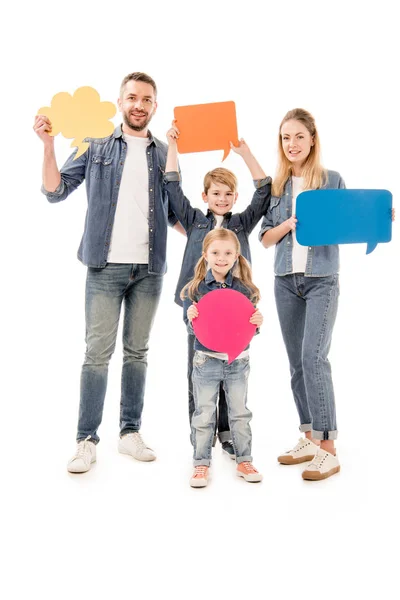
[120,72,157,98]
[203,168,238,194]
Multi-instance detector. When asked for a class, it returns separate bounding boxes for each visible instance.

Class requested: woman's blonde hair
[272,108,327,197]
[180,229,260,303]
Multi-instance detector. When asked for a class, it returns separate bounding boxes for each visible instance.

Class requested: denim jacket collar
[205,209,232,223]
[113,124,161,148]
[205,268,234,287]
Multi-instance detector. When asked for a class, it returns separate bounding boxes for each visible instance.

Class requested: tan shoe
[278,437,319,465]
[302,448,340,480]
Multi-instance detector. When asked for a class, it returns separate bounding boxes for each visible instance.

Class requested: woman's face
[280,119,314,170]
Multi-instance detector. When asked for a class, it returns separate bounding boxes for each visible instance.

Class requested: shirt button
[150,228,153,232]
[150,189,153,192]
[150,209,153,212]
[221,283,227,288]
[149,247,152,251]
[309,247,312,250]
[149,168,152,171]
[287,241,290,245]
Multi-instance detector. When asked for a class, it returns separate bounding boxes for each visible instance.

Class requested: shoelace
[76,436,93,459]
[125,432,146,449]
[193,466,208,478]
[241,462,258,473]
[309,451,326,469]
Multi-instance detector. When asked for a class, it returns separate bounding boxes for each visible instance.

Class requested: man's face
[202,182,238,216]
[118,80,157,132]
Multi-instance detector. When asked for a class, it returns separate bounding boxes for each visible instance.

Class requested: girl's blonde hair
[180,229,260,303]
[272,108,327,197]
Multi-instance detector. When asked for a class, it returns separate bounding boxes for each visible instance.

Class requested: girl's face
[280,119,314,170]
[204,239,238,279]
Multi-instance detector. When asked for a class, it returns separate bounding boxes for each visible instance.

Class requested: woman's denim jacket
[258,170,345,276]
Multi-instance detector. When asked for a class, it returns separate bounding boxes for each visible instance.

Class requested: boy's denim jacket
[183,268,256,353]
[164,171,271,305]
[41,125,178,274]
[258,170,345,276]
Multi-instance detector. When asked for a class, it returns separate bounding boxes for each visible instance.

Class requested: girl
[260,108,343,481]
[182,229,263,488]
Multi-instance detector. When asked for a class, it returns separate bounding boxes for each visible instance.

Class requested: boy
[164,122,271,457]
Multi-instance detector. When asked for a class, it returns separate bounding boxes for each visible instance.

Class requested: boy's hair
[180,229,260,304]
[203,168,238,194]
[120,72,158,98]
[273,108,327,197]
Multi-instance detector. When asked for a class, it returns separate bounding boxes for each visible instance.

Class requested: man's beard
[122,110,153,132]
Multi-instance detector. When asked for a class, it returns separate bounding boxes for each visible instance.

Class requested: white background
[2,1,399,598]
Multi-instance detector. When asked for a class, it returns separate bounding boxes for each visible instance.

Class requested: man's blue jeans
[77,264,163,443]
[191,353,253,466]
[274,274,339,440]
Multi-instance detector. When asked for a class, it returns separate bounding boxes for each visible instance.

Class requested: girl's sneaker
[190,466,209,488]
[302,448,340,480]
[236,462,263,483]
[278,437,319,465]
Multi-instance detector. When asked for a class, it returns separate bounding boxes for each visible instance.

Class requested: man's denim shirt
[41,125,178,273]
[259,170,345,276]
[183,269,256,353]
[164,171,271,306]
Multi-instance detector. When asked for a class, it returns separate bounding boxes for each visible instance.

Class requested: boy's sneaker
[190,466,209,488]
[278,437,319,465]
[302,448,340,481]
[118,432,156,462]
[67,436,96,473]
[221,440,236,459]
[236,462,263,483]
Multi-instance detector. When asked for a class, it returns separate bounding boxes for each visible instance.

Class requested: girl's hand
[187,302,199,322]
[166,120,180,145]
[285,215,297,231]
[230,137,251,157]
[250,309,263,327]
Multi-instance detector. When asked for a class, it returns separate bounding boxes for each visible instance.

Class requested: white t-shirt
[107,133,150,264]
[291,176,308,274]
[213,214,224,228]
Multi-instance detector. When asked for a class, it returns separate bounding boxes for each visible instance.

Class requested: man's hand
[33,115,54,146]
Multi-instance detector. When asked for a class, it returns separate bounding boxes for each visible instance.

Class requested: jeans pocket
[193,353,209,368]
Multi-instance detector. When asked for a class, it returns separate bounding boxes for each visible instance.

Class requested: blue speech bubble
[296,189,392,254]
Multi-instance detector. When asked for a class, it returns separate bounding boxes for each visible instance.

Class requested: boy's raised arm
[231,139,272,234]
[164,122,197,232]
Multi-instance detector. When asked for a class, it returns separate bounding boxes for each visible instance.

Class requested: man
[34,72,184,473]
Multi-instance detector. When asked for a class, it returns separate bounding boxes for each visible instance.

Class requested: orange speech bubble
[38,86,116,159]
[174,101,239,161]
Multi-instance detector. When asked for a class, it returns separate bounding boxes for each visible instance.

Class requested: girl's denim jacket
[259,170,345,276]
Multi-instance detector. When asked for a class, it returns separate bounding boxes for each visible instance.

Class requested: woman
[260,108,343,481]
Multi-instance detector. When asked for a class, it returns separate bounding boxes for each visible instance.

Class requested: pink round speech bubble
[192,289,256,364]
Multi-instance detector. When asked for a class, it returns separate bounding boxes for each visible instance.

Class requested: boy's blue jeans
[77,264,163,443]
[188,334,230,443]
[274,274,339,440]
[191,352,253,466]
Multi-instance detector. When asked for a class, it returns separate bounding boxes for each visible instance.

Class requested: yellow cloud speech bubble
[38,86,116,159]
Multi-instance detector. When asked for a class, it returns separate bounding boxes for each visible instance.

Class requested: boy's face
[202,182,238,216]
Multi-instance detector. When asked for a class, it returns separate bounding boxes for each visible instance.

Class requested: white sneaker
[118,432,156,462]
[67,436,96,473]
[278,437,320,465]
[302,448,340,480]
